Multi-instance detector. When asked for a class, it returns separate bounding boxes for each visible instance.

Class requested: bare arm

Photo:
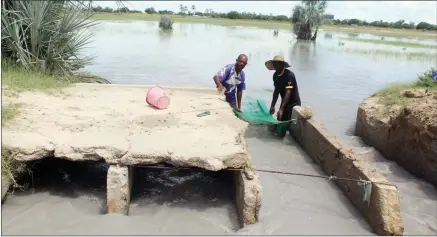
[279,89,292,110]
[237,90,243,110]
[270,88,279,109]
[213,75,223,88]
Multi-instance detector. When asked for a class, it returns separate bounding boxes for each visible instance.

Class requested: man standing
[265,55,301,122]
[213,54,248,112]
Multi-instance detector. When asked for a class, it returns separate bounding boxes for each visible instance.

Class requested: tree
[291,0,328,41]
[145,7,156,14]
[191,5,196,14]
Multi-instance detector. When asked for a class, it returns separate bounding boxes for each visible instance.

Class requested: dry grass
[1,148,28,189]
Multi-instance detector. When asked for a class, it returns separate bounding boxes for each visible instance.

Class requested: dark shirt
[273,69,301,107]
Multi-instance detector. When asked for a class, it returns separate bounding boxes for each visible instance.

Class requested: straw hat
[265,55,290,70]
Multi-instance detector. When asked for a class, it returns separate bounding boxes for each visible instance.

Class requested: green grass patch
[2,61,108,95]
[372,68,437,117]
[2,62,74,93]
[340,37,437,49]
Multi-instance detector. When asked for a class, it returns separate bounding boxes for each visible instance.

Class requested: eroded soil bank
[356,89,437,187]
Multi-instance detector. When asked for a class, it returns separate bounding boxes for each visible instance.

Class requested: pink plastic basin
[146,86,170,110]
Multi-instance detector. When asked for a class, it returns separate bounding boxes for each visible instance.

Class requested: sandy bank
[356,89,437,187]
[2,84,250,171]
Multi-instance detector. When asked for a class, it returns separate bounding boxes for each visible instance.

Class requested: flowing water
[2,21,436,235]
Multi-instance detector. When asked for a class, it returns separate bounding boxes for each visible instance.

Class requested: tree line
[332,19,437,31]
[90,5,437,31]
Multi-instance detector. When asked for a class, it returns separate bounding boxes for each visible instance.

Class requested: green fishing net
[232,96,291,137]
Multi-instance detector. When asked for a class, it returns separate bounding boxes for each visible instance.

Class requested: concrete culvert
[6,158,109,215]
[130,165,243,229]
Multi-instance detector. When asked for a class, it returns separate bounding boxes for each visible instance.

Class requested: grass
[340,37,437,49]
[1,103,22,127]
[2,147,28,189]
[372,68,437,117]
[91,13,437,39]
[2,62,74,94]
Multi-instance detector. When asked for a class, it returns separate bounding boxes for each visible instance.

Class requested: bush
[414,68,437,88]
[159,16,173,30]
[1,1,97,75]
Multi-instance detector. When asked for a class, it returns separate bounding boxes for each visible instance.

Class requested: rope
[136,165,396,188]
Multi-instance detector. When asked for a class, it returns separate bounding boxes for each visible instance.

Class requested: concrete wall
[290,106,404,236]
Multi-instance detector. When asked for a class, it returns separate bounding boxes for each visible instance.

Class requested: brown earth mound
[356,89,437,188]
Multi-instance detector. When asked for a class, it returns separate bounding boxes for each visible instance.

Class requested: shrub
[1,1,97,75]
[414,67,437,88]
[159,16,173,30]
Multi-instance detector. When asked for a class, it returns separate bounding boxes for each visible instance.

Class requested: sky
[96,1,437,24]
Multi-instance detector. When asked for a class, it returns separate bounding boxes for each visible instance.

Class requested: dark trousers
[277,102,301,121]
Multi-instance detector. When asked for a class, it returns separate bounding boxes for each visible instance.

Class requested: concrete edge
[73,83,218,94]
[290,106,404,236]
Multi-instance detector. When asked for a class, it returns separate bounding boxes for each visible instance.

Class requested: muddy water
[2,21,436,235]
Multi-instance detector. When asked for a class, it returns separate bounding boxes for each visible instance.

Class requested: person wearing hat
[213,54,248,112]
[265,55,301,122]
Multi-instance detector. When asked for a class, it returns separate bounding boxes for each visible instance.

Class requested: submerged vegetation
[159,16,174,30]
[327,47,437,62]
[340,37,437,49]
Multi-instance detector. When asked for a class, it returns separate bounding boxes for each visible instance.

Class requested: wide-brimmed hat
[265,55,290,70]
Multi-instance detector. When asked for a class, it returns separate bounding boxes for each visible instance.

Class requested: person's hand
[277,108,284,120]
[217,85,225,94]
[269,107,275,115]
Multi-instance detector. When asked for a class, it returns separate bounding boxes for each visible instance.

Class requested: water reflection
[290,40,317,70]
[158,30,173,43]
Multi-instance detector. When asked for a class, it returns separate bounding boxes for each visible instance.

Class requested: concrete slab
[2,84,250,171]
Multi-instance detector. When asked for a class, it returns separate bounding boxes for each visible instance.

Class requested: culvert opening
[131,164,242,230]
[10,157,109,214]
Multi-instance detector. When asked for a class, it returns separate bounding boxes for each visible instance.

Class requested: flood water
[2,21,437,235]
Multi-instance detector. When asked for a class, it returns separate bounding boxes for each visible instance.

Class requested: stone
[356,90,437,188]
[234,168,262,225]
[107,165,133,215]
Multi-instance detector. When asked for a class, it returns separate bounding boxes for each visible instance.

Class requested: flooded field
[2,21,436,235]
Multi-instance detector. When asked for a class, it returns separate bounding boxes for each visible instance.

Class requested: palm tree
[291,0,327,41]
[191,5,196,14]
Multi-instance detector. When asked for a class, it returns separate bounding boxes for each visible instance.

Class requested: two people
[213,54,301,121]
